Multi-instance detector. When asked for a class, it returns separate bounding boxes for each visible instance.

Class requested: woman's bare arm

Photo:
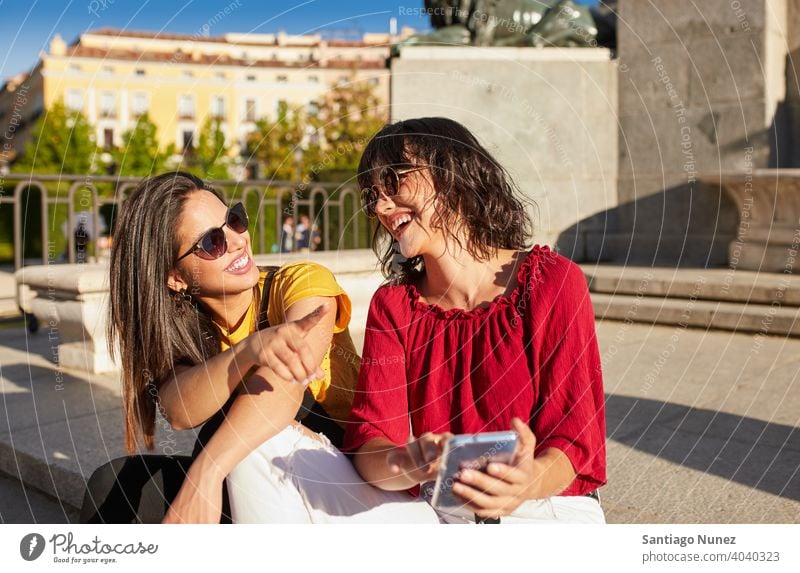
[162,296,337,523]
[158,303,331,430]
[189,295,336,473]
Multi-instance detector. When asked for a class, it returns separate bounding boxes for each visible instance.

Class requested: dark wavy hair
[357,117,533,280]
[109,171,228,452]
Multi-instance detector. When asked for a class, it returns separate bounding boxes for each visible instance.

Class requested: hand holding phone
[430,430,519,511]
[387,432,454,485]
[436,418,577,520]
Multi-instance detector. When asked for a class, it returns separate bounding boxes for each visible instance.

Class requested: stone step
[581,264,800,307]
[591,292,800,337]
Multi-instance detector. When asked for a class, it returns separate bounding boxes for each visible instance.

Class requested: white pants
[227,425,439,523]
[432,496,606,524]
[226,425,606,524]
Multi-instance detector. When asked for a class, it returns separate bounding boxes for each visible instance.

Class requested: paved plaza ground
[0,313,798,523]
[597,321,798,523]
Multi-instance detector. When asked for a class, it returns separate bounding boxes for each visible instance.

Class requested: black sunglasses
[361,165,427,218]
[176,202,249,261]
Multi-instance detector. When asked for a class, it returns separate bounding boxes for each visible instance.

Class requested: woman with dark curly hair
[344,117,607,523]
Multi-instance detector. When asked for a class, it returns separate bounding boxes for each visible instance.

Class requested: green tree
[13,100,98,174]
[244,77,387,183]
[112,112,172,177]
[246,102,306,181]
[307,72,388,180]
[188,116,231,180]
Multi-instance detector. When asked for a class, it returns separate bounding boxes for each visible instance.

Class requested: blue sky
[0,0,598,78]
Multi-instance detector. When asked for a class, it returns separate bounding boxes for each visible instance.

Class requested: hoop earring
[172,288,194,313]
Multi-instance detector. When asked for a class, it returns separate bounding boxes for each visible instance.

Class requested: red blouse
[343,246,606,496]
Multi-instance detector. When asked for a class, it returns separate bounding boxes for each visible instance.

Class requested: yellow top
[215,262,359,424]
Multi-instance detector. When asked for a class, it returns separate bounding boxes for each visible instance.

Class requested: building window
[215,72,226,80]
[68,63,81,73]
[131,92,148,117]
[276,75,288,83]
[307,100,319,117]
[100,92,116,118]
[101,65,114,76]
[182,130,194,152]
[211,96,226,119]
[246,74,256,82]
[244,99,256,122]
[369,77,379,86]
[66,89,84,112]
[135,69,146,76]
[103,128,114,150]
[308,75,319,83]
[178,95,195,119]
[182,70,194,79]
[337,75,348,86]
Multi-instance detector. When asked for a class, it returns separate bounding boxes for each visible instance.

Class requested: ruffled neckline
[405,245,552,319]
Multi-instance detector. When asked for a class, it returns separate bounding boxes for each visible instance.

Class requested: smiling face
[374,165,446,259]
[167,190,259,299]
[358,118,533,280]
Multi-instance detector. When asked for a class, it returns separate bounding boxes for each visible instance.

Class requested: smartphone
[430,430,519,511]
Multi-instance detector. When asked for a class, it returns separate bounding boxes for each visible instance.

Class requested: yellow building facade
[1,27,404,174]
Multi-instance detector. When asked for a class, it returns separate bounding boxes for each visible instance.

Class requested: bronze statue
[398,0,616,50]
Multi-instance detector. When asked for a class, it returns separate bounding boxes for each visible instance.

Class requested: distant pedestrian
[75,220,90,263]
[61,211,106,263]
[309,220,321,251]
[280,215,294,253]
[295,214,311,251]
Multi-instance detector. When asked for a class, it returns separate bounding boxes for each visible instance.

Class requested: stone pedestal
[702,169,800,272]
[612,0,793,266]
[15,264,117,373]
[390,45,619,258]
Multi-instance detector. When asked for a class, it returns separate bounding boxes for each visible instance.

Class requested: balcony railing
[1,173,369,269]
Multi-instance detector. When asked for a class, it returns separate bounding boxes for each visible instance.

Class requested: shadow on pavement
[0,322,60,365]
[606,394,800,501]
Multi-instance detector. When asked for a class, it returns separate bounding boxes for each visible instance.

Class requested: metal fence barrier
[0,173,367,269]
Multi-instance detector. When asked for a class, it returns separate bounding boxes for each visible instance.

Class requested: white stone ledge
[13,249,384,373]
[252,248,381,275]
[15,264,110,296]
